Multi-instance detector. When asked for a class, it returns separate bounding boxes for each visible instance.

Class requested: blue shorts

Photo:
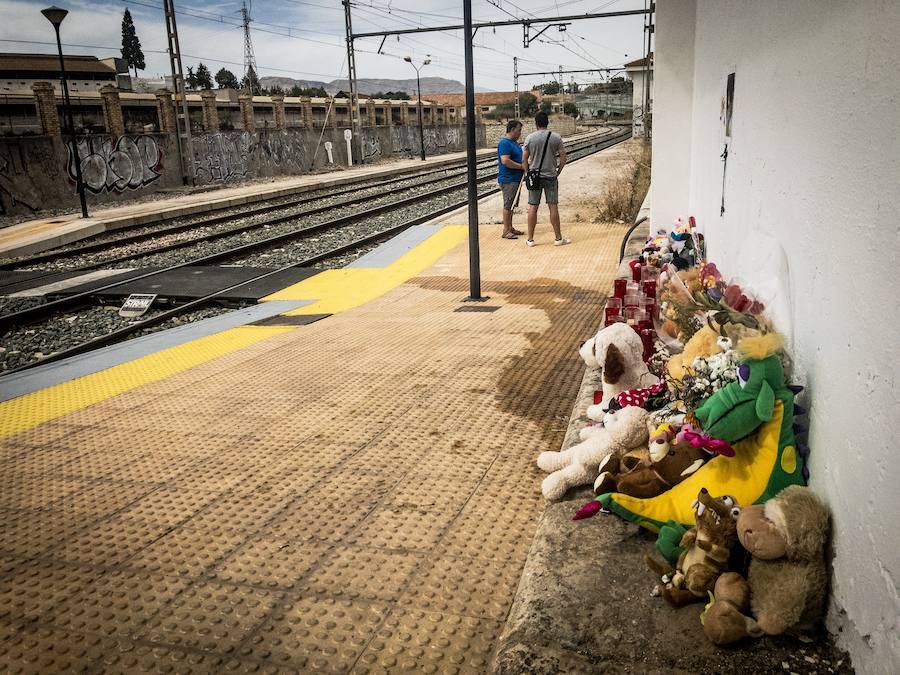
[528,177,559,206]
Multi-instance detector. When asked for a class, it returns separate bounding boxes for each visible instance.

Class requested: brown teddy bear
[646,488,741,607]
[593,435,707,499]
[702,485,830,644]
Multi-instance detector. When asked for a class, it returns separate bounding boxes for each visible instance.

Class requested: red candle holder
[613,278,627,299]
[604,315,625,328]
[631,262,642,282]
[640,328,655,361]
[642,280,657,298]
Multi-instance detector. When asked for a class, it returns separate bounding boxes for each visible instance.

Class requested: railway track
[0,127,631,375]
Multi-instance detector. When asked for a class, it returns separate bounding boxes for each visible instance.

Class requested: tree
[120,9,145,77]
[563,102,579,118]
[195,63,213,90]
[268,84,285,95]
[372,90,410,100]
[185,66,198,90]
[539,100,552,114]
[215,68,239,89]
[538,81,560,95]
[241,66,260,95]
[518,92,538,116]
[289,85,327,97]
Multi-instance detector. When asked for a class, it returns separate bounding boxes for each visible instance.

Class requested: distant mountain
[259,76,493,95]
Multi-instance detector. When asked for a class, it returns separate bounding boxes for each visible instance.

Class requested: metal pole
[463,0,481,300]
[513,56,519,119]
[343,0,363,164]
[53,24,88,218]
[164,0,193,185]
[416,68,425,161]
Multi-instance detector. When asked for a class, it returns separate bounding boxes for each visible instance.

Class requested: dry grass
[594,140,652,224]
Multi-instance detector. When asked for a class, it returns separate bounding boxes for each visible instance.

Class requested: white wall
[652,1,900,672]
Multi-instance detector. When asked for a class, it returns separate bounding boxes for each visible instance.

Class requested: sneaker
[526,239,536,247]
[511,228,525,235]
[554,237,572,246]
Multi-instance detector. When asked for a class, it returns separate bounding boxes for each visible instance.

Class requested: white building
[651,2,900,672]
[625,54,653,134]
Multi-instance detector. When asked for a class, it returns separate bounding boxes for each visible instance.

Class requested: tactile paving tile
[0,507,104,558]
[344,507,453,552]
[0,622,118,674]
[0,559,97,622]
[3,421,95,448]
[397,554,524,620]
[352,608,504,674]
[266,490,381,545]
[306,545,424,601]
[0,477,91,510]
[138,580,281,653]
[50,515,174,567]
[212,536,329,590]
[1,446,89,479]
[243,596,388,672]
[115,487,226,527]
[186,486,299,533]
[44,568,190,637]
[127,525,246,577]
[54,479,158,516]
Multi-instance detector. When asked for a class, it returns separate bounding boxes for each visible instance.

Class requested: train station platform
[0,145,632,672]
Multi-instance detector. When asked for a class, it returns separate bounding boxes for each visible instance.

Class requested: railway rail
[0,127,632,375]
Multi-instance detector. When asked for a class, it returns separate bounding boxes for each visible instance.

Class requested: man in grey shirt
[521,111,569,247]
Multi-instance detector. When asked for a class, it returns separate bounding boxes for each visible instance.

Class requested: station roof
[624,53,654,69]
[0,53,117,75]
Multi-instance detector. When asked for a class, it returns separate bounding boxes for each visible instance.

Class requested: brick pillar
[300,96,312,128]
[366,98,376,127]
[475,105,484,124]
[400,101,409,125]
[99,84,125,136]
[385,105,393,127]
[31,81,60,135]
[239,93,255,131]
[329,98,338,128]
[271,94,286,130]
[428,104,436,125]
[200,89,219,131]
[199,89,219,132]
[155,89,176,132]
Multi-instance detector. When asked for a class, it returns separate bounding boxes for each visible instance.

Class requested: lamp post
[42,5,88,218]
[403,56,430,161]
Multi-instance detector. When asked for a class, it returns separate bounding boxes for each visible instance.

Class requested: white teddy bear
[537,405,650,501]
[579,322,657,419]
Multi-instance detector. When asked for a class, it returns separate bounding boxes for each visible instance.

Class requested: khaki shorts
[528,177,559,206]
[499,181,520,210]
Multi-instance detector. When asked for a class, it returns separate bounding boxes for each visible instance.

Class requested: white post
[344,129,353,167]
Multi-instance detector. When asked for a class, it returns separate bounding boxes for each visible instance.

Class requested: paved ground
[0,145,633,672]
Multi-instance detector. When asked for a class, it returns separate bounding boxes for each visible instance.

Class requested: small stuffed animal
[666,325,724,382]
[702,486,830,644]
[646,488,741,607]
[536,406,649,501]
[579,323,656,416]
[593,434,707,499]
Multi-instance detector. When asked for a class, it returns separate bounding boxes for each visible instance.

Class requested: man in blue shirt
[497,119,525,239]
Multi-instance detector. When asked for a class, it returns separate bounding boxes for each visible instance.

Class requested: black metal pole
[416,69,425,161]
[53,24,88,218]
[463,0,480,300]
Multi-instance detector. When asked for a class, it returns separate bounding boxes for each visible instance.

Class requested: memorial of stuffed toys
[537,217,829,645]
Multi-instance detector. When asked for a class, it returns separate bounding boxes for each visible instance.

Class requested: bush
[595,140,652,224]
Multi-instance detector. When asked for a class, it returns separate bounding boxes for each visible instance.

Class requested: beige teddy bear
[702,486,830,644]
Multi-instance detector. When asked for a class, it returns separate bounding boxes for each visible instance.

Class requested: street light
[42,5,88,218]
[403,56,430,161]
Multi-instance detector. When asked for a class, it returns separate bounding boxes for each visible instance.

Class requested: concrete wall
[484,114,578,147]
[652,1,900,671]
[0,124,482,215]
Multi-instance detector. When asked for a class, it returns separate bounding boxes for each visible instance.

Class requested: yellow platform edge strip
[261,225,469,314]
[0,325,291,439]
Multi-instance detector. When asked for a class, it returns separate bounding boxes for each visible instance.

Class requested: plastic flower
[699,262,722,289]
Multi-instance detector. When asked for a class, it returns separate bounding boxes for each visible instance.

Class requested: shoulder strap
[537,130,551,171]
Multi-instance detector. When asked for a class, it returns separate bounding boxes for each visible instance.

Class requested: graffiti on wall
[192,131,309,183]
[389,126,465,156]
[361,130,381,161]
[67,135,164,194]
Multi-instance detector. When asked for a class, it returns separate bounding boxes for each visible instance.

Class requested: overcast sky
[2,0,650,90]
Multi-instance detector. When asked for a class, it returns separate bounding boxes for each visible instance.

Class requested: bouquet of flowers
[670,337,740,412]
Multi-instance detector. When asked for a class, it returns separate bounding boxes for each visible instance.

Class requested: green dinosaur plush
[694,356,788,443]
[655,520,688,565]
